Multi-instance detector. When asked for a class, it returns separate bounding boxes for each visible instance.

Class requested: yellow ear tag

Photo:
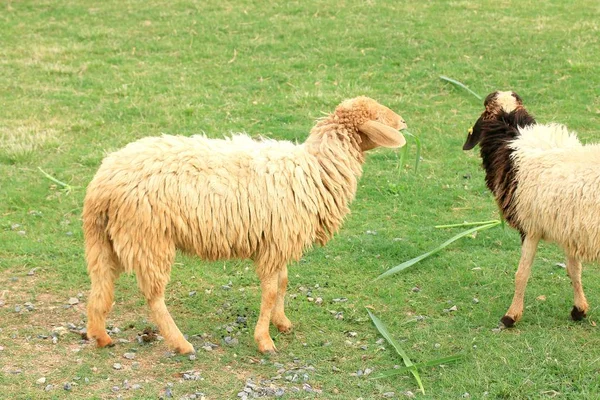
[468,127,473,136]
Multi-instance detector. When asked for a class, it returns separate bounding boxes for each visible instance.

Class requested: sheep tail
[83,212,119,276]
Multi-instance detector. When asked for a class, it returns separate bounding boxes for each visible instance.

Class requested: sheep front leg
[136,266,195,354]
[566,256,588,321]
[147,296,195,354]
[501,234,540,327]
[255,272,279,353]
[271,265,292,333]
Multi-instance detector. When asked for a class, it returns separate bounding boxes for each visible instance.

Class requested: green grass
[376,219,503,280]
[366,309,464,394]
[1,0,600,398]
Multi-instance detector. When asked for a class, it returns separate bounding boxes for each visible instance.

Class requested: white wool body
[511,123,600,261]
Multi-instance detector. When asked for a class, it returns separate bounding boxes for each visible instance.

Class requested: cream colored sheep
[84,96,407,354]
[464,91,600,328]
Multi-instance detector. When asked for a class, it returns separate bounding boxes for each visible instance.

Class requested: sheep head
[335,96,407,151]
[463,91,524,150]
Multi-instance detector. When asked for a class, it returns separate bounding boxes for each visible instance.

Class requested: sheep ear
[463,116,484,150]
[358,121,406,148]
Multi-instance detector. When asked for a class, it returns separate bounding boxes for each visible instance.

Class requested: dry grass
[0,124,58,162]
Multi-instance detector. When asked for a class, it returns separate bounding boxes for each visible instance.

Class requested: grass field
[1,0,600,398]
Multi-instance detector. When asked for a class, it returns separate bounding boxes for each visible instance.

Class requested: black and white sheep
[464,90,598,327]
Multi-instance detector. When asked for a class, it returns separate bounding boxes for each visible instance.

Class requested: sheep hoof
[96,335,114,348]
[274,318,293,333]
[260,347,277,354]
[276,324,293,334]
[571,306,587,321]
[500,315,516,328]
[257,338,277,354]
[175,342,196,355]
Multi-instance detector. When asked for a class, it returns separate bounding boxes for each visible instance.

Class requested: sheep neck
[305,120,365,245]
[478,111,536,237]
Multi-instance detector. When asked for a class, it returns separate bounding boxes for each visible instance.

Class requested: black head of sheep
[463,91,525,150]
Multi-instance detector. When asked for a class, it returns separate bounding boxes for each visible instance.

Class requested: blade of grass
[38,167,74,194]
[440,75,482,101]
[371,355,464,380]
[435,220,501,229]
[403,130,422,172]
[367,309,425,394]
[396,130,421,174]
[375,220,501,280]
[400,316,425,325]
[396,140,408,175]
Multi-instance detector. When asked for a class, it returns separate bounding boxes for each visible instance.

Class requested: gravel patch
[201,342,219,351]
[180,370,202,381]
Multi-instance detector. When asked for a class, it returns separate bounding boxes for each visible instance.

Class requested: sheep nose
[399,119,408,130]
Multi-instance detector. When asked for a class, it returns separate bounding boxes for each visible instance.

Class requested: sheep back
[83,133,345,276]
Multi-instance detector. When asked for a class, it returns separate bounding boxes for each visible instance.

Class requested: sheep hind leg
[136,266,195,354]
[566,256,588,321]
[254,271,279,353]
[501,234,540,328]
[271,265,292,333]
[85,238,122,348]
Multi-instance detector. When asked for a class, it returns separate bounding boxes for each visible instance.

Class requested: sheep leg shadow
[501,234,539,328]
[254,272,279,353]
[271,265,292,333]
[566,256,588,321]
